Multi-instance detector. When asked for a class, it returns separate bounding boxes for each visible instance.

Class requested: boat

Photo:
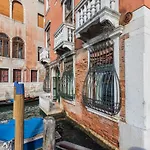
[0,96,39,107]
[0,117,61,150]
[0,117,43,150]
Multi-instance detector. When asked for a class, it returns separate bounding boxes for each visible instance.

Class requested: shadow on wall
[129,148,146,150]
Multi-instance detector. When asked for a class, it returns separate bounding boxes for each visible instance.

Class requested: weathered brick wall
[62,48,119,149]
[119,33,129,122]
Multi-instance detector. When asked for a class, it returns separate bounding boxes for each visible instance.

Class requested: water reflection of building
[0,0,45,99]
[43,0,150,149]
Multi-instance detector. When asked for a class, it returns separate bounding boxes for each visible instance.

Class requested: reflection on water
[0,101,42,121]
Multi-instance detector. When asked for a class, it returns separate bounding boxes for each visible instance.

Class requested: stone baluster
[87,0,91,20]
[80,8,84,25]
[76,11,80,29]
[96,0,101,12]
[110,0,115,10]
[68,28,72,42]
[63,25,68,42]
[91,0,96,16]
[83,4,87,23]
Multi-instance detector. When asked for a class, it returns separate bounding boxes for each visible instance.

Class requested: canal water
[0,101,108,150]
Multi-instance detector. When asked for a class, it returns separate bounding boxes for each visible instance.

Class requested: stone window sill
[86,107,120,123]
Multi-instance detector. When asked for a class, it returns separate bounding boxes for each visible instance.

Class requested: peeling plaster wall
[0,0,45,100]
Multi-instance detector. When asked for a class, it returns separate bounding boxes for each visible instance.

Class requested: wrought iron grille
[82,39,121,116]
[60,57,74,101]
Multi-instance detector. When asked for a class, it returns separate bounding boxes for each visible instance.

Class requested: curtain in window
[82,39,121,115]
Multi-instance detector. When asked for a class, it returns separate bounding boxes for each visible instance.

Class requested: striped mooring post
[14,82,25,150]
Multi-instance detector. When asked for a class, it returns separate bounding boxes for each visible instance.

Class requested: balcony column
[91,0,96,16]
[110,0,116,10]
[87,0,91,20]
[76,11,80,29]
[96,0,101,12]
[83,4,87,23]
[101,0,110,9]
[79,8,84,26]
[63,25,68,42]
[68,28,72,42]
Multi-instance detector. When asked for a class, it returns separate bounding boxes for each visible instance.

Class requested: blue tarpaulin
[0,118,43,142]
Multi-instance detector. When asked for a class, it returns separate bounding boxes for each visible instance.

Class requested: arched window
[0,0,9,17]
[12,37,24,59]
[0,33,10,57]
[12,1,24,23]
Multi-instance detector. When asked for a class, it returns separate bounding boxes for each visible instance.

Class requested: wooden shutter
[38,14,44,28]
[31,70,37,82]
[0,0,9,17]
[12,2,24,23]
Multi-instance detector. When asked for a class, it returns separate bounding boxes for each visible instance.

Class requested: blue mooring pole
[14,82,24,150]
[13,81,18,119]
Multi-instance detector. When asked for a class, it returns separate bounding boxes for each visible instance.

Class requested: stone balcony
[75,0,120,41]
[54,23,74,55]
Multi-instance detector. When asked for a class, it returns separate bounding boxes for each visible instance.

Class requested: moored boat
[0,96,39,107]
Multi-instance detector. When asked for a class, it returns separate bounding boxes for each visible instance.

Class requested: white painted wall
[119,6,150,150]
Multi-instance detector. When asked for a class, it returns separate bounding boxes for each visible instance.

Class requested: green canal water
[0,100,108,150]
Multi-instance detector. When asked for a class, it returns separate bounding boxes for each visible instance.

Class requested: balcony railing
[75,0,120,38]
[54,23,74,53]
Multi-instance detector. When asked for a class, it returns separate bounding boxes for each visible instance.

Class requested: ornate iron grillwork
[82,39,121,115]
[60,56,74,101]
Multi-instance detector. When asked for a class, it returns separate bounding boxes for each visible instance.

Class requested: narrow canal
[0,101,109,150]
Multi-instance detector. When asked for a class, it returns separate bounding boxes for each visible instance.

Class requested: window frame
[82,39,121,116]
[13,69,21,82]
[0,68,9,83]
[12,37,24,59]
[31,70,38,82]
[0,33,10,57]
[37,13,44,28]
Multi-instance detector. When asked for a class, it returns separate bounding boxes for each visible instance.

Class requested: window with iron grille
[60,56,74,101]
[31,70,37,82]
[0,33,10,57]
[82,39,121,116]
[37,47,42,61]
[13,69,21,82]
[0,69,8,82]
[12,37,24,59]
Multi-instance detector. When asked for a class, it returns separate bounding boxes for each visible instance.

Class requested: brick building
[0,0,46,100]
[44,0,150,149]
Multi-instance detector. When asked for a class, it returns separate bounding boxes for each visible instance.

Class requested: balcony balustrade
[54,23,74,55]
[75,0,120,40]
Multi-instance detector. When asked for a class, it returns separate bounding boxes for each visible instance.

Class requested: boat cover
[0,118,43,142]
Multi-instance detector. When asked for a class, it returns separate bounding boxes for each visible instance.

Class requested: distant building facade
[0,0,46,99]
[44,0,150,149]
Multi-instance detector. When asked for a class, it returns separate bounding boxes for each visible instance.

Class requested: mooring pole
[14,83,24,150]
[43,117,56,150]
[13,81,18,119]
